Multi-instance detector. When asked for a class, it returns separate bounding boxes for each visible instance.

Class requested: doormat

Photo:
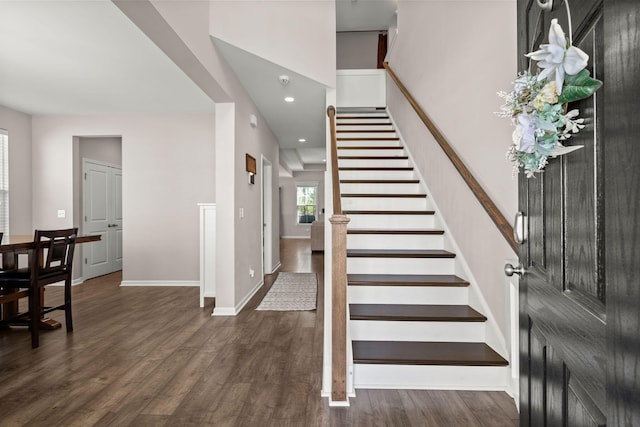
[256,272,317,311]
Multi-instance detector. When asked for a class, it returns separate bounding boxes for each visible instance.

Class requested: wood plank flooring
[0,238,518,426]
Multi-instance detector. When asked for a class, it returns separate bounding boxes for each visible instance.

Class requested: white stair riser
[347,257,455,275]
[336,132,398,139]
[340,183,422,194]
[350,321,486,342]
[342,197,428,211]
[346,214,434,228]
[353,365,508,390]
[347,233,444,250]
[338,158,409,168]
[339,170,416,180]
[337,148,405,157]
[348,285,468,305]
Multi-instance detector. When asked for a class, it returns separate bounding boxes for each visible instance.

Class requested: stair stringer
[385,109,511,389]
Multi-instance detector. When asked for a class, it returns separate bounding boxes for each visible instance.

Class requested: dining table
[0,233,101,329]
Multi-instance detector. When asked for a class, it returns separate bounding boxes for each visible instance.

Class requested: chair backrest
[32,228,78,276]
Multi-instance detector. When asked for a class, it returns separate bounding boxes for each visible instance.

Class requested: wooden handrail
[383,62,518,253]
[326,105,349,403]
[327,106,342,214]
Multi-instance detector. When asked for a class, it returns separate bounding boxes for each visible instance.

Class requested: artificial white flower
[564,109,586,134]
[526,19,589,94]
[533,81,559,110]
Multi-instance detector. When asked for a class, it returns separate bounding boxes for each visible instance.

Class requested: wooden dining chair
[0,228,78,348]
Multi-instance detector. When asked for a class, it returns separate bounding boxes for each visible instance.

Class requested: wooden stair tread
[338,156,409,160]
[339,167,413,171]
[347,228,444,235]
[353,341,508,366]
[337,146,403,150]
[347,274,469,286]
[347,249,455,258]
[337,116,389,120]
[340,179,420,184]
[349,304,487,322]
[343,210,435,215]
[342,193,426,198]
[338,137,400,141]
[337,129,396,133]
[336,123,393,126]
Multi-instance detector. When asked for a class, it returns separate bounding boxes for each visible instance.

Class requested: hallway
[0,238,517,426]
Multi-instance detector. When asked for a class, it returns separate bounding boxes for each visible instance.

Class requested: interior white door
[83,160,123,280]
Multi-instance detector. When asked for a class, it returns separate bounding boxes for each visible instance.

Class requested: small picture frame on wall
[246,153,257,184]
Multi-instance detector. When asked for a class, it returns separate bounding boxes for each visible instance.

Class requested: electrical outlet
[239,207,244,218]
[57,209,66,218]
[249,267,255,278]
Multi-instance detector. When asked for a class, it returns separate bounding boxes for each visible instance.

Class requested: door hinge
[84,215,87,222]
[84,172,87,180]
[84,258,87,265]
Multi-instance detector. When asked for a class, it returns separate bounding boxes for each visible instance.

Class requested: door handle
[504,263,526,277]
[514,212,527,244]
[107,224,118,228]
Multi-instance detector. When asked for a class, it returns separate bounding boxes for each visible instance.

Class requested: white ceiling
[0,0,396,171]
[0,1,213,115]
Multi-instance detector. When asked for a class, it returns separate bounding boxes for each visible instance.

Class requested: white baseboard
[212,279,264,316]
[280,236,310,239]
[270,262,281,274]
[120,280,199,287]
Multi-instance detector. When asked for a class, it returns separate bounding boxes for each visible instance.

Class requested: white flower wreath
[498,19,602,177]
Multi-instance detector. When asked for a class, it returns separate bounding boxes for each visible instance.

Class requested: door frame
[261,155,273,276]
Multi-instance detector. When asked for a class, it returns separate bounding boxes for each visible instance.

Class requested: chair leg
[29,285,40,348]
[64,279,73,332]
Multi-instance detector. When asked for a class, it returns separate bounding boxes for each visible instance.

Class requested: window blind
[0,129,8,235]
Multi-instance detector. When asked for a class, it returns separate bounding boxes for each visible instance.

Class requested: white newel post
[198,203,216,310]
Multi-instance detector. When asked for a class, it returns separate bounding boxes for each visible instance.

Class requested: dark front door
[517,0,640,425]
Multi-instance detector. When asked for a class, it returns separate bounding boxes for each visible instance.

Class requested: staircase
[336,109,508,390]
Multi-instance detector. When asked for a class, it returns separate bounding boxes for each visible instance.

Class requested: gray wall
[337,32,379,70]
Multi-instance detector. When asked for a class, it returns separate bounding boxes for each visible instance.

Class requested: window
[296,184,317,224]
[0,129,7,235]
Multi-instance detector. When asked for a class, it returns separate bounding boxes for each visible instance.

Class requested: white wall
[0,105,32,235]
[210,0,336,87]
[143,0,283,312]
[31,113,215,282]
[387,0,517,335]
[337,32,379,70]
[280,171,325,238]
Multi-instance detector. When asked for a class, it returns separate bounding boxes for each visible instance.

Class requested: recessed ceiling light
[298,138,306,143]
[284,96,295,103]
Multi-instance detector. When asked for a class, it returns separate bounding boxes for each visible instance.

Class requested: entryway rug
[256,272,318,311]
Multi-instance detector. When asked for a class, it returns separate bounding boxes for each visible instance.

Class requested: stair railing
[327,105,350,403]
[383,62,518,253]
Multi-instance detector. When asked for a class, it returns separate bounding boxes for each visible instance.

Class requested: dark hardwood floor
[0,238,518,426]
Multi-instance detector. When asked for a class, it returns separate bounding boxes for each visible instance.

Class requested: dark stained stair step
[347,249,455,258]
[349,304,487,322]
[347,274,469,287]
[339,167,413,171]
[336,122,393,126]
[340,179,420,184]
[338,156,409,160]
[338,137,399,141]
[337,129,397,133]
[337,116,389,120]
[353,341,508,366]
[343,210,435,215]
[337,146,403,150]
[342,193,426,198]
[347,229,444,235]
